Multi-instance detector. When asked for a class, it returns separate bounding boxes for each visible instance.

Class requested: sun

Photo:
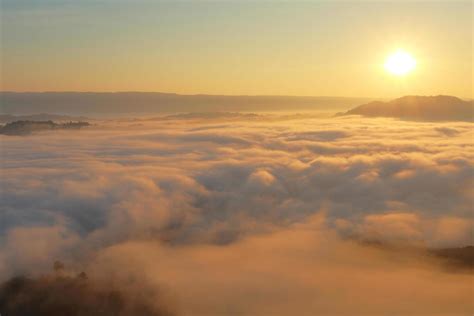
[384,50,416,76]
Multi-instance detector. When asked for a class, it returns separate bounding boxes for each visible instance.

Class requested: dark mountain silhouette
[429,246,474,271]
[0,113,89,123]
[0,120,90,136]
[0,262,175,316]
[336,95,473,121]
[360,239,473,271]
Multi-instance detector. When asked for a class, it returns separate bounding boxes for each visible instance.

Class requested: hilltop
[0,120,90,136]
[0,113,89,124]
[336,95,473,121]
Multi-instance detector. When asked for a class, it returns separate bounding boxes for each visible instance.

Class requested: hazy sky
[1,0,472,97]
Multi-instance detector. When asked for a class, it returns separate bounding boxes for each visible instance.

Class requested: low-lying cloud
[0,113,472,315]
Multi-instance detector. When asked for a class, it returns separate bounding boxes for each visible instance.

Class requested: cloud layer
[0,113,473,314]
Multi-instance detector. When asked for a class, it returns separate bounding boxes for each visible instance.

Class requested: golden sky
[1,1,472,98]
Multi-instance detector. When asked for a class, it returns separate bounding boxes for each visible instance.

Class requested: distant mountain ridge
[336,95,473,121]
[0,92,372,115]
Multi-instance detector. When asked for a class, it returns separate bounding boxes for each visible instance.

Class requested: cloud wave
[0,114,473,314]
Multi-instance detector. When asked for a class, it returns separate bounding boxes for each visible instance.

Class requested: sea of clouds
[0,113,473,315]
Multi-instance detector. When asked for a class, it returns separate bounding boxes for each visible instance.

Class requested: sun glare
[384,50,416,76]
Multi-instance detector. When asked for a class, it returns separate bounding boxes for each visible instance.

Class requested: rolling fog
[0,112,473,315]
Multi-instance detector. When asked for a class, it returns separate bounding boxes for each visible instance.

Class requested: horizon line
[0,90,376,99]
[1,91,472,100]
